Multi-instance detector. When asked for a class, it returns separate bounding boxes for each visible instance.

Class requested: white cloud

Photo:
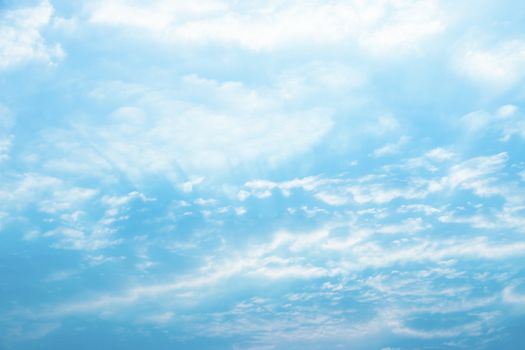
[458,106,525,142]
[234,207,247,216]
[454,40,525,90]
[501,117,525,142]
[0,135,13,162]
[398,204,441,215]
[33,226,525,324]
[497,104,518,118]
[276,61,367,101]
[439,206,525,233]
[390,319,485,339]
[0,105,14,162]
[438,213,498,230]
[424,147,454,162]
[101,191,153,208]
[46,78,333,180]
[9,322,61,340]
[0,105,14,130]
[345,182,427,204]
[348,237,525,270]
[44,226,121,251]
[314,191,348,206]
[429,152,508,195]
[179,177,204,193]
[253,264,328,279]
[376,217,429,234]
[322,229,368,251]
[0,173,97,213]
[0,0,63,69]
[84,254,126,266]
[38,187,98,214]
[239,151,516,208]
[460,110,492,132]
[87,0,445,54]
[237,190,250,201]
[242,176,351,204]
[373,136,409,158]
[139,311,175,324]
[44,270,78,283]
[373,114,401,135]
[502,284,525,306]
[194,198,217,206]
[0,175,157,251]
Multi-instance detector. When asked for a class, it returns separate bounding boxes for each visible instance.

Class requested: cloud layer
[1,1,525,349]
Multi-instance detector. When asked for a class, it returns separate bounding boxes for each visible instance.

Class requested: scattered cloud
[2,1,525,349]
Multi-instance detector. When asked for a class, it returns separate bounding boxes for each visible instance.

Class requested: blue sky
[1,0,525,349]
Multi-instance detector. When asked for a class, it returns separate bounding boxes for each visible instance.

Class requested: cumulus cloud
[0,0,63,69]
[454,40,525,90]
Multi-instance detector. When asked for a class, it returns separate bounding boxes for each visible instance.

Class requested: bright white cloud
[0,0,63,69]
[430,152,508,195]
[88,0,445,53]
[101,191,154,208]
[0,173,96,212]
[240,151,518,210]
[454,40,525,90]
[398,204,441,215]
[424,147,454,162]
[314,191,348,206]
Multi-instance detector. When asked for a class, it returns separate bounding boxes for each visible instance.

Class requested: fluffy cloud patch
[454,40,525,90]
[0,0,63,69]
